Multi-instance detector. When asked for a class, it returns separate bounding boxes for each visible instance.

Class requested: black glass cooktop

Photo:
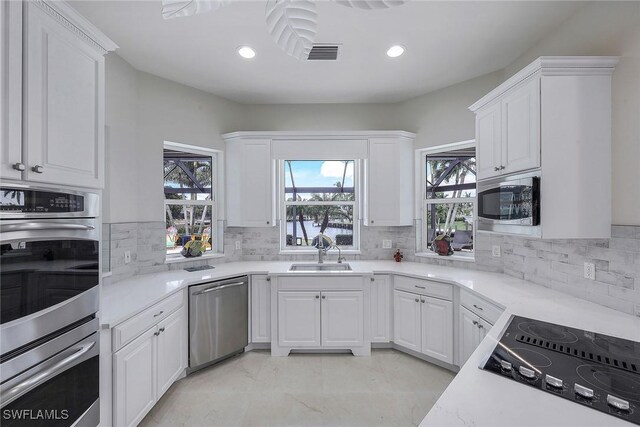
[482,315,640,425]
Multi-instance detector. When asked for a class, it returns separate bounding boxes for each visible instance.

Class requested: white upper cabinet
[0,1,23,180]
[224,137,274,227]
[474,75,540,180]
[366,135,415,226]
[470,57,618,239]
[2,1,117,188]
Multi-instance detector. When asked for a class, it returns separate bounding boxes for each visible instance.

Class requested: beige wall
[504,2,640,226]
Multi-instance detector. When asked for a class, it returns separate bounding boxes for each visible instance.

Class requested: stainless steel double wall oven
[0,184,100,427]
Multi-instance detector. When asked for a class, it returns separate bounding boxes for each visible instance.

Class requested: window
[280,160,359,252]
[163,143,221,257]
[418,142,477,259]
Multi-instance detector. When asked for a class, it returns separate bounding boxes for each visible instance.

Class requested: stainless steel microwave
[477,172,540,236]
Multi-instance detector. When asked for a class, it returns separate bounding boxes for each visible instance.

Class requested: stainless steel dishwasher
[188,276,248,373]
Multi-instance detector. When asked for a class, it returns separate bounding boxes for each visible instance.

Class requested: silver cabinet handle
[473,304,484,311]
[154,331,160,336]
[0,223,96,233]
[494,167,500,171]
[12,163,25,171]
[472,320,478,326]
[1,341,95,406]
[500,165,506,170]
[159,327,165,333]
[414,298,419,302]
[32,165,44,173]
[478,323,484,329]
[415,285,426,289]
[153,310,164,318]
[421,299,425,303]
[321,295,326,299]
[315,295,320,299]
[193,281,246,295]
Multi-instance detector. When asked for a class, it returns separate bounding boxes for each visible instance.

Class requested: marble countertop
[101,260,640,426]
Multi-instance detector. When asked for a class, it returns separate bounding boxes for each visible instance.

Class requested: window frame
[163,141,224,261]
[415,140,477,262]
[277,159,361,254]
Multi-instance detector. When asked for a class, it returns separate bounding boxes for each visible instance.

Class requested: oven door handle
[0,223,96,233]
[0,341,96,407]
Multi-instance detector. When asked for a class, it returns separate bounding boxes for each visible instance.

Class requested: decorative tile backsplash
[103,222,639,315]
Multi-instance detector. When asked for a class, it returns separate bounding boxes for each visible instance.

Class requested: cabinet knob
[500,165,506,170]
[421,299,425,303]
[154,331,160,336]
[266,277,271,282]
[159,327,165,333]
[472,320,478,326]
[266,221,270,225]
[478,323,484,329]
[32,165,44,174]
[12,163,25,171]
[321,295,326,299]
[315,295,320,299]
[494,167,500,172]
[370,277,375,282]
[370,220,374,224]
[415,298,419,303]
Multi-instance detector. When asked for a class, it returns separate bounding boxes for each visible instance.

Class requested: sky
[285,161,354,188]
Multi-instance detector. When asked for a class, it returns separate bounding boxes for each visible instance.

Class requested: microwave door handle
[0,223,96,233]
[0,341,96,407]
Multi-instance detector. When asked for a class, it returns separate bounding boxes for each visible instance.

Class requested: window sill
[415,252,475,263]
[279,249,361,256]
[165,252,225,265]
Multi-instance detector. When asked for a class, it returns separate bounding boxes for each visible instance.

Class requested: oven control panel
[0,187,85,214]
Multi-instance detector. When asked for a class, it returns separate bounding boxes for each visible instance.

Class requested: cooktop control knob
[500,360,512,371]
[574,384,594,399]
[545,374,563,389]
[607,395,630,412]
[518,366,536,379]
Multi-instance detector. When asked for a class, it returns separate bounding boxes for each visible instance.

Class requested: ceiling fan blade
[265,0,318,60]
[334,0,406,10]
[162,0,231,20]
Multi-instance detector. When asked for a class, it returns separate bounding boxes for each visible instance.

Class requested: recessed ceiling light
[386,45,405,58]
[237,46,256,59]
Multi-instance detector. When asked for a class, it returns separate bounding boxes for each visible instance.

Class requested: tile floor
[140,349,455,427]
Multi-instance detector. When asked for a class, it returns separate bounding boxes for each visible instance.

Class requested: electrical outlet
[584,262,596,280]
[235,241,242,250]
[382,239,392,249]
[492,245,501,257]
[124,250,131,264]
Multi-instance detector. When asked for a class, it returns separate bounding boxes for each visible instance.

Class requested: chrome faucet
[331,244,344,263]
[314,233,330,264]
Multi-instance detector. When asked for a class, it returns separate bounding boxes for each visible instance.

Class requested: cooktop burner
[482,315,640,425]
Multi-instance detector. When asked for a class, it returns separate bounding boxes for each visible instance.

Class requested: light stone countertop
[101,260,640,427]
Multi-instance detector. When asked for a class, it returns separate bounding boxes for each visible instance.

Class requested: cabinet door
[278,291,320,347]
[502,77,540,175]
[321,291,364,347]
[156,308,186,398]
[475,101,502,180]
[420,296,453,364]
[113,328,157,427]
[23,2,104,188]
[458,305,479,366]
[0,0,22,180]
[393,290,421,352]
[367,137,413,226]
[225,139,273,227]
[370,275,390,343]
[251,275,271,343]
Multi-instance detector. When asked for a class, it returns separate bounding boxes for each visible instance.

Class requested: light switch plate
[382,239,392,249]
[124,250,131,264]
[584,262,596,280]
[492,245,501,257]
[235,241,242,250]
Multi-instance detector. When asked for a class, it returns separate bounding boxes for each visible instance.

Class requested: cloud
[320,161,354,179]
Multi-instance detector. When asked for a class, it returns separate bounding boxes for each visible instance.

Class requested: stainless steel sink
[288,263,352,272]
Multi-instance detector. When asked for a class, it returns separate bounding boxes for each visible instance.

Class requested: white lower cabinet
[393,289,453,364]
[321,291,364,347]
[278,291,321,347]
[114,307,186,427]
[370,275,391,343]
[251,275,271,343]
[458,305,492,366]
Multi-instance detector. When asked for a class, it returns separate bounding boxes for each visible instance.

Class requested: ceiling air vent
[307,45,340,61]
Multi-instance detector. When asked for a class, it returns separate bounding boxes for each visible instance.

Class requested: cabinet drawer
[460,290,502,324]
[394,276,452,301]
[276,275,364,291]
[113,291,184,351]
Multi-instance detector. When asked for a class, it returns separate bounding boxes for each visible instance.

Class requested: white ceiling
[71,1,585,104]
